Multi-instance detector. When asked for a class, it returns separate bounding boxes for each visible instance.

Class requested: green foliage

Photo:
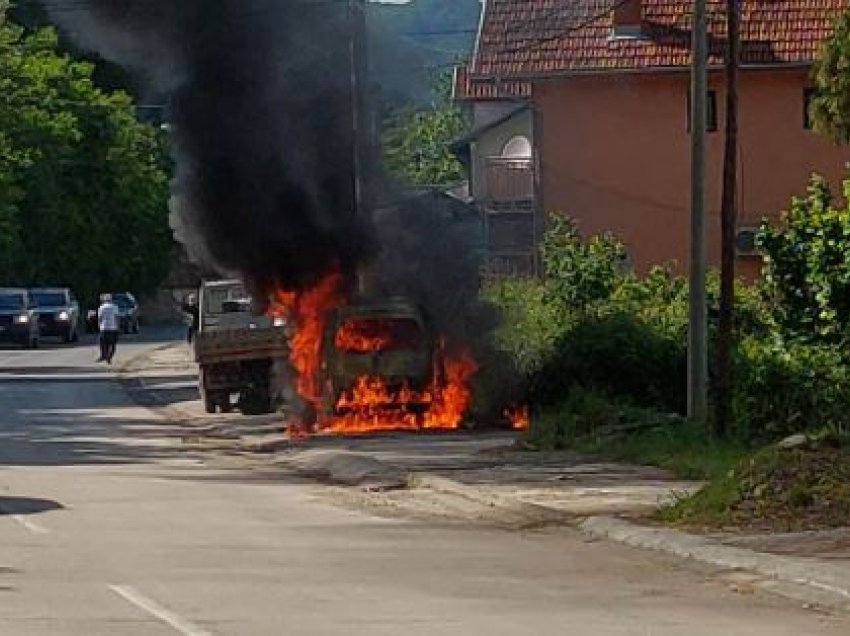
[532,313,687,413]
[482,277,567,377]
[0,8,171,300]
[381,77,468,185]
[733,337,850,442]
[757,175,850,342]
[486,213,689,414]
[542,214,628,311]
[811,11,850,144]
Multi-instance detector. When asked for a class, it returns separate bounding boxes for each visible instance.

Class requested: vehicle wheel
[199,369,216,414]
[240,389,271,415]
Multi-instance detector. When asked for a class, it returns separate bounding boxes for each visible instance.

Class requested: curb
[407,472,570,525]
[580,516,850,612]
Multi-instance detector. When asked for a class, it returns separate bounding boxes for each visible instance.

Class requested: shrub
[757,174,850,343]
[542,213,628,310]
[483,277,569,378]
[733,336,850,441]
[531,312,687,413]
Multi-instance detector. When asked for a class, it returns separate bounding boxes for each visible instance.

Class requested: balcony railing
[484,157,534,205]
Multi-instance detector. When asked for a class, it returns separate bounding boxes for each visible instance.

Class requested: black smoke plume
[43,0,373,297]
[364,188,522,420]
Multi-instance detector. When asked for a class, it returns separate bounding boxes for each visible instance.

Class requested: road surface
[0,332,846,635]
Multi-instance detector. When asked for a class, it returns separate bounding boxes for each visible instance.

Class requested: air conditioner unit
[735,227,759,256]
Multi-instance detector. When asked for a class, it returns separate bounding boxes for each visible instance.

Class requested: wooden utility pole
[688,0,709,425]
[715,0,741,438]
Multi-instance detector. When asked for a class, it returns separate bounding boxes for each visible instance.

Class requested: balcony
[483,157,534,207]
[479,158,538,278]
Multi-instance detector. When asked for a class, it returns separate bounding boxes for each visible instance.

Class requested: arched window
[501,135,532,159]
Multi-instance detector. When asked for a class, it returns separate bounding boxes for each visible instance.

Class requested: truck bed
[194,327,288,365]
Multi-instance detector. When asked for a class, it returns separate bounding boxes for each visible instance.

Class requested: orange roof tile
[457,0,850,100]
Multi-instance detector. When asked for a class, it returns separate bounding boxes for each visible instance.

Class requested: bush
[531,312,687,413]
[542,213,628,310]
[733,337,850,442]
[757,174,850,343]
[483,277,570,378]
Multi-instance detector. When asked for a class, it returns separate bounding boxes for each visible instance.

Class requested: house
[454,0,850,278]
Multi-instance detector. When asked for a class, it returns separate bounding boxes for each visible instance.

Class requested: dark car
[86,292,140,334]
[113,292,141,334]
[30,288,81,343]
[0,288,40,348]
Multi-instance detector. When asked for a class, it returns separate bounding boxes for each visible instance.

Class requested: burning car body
[272,275,479,435]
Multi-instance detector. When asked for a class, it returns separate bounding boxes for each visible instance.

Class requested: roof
[456,0,850,100]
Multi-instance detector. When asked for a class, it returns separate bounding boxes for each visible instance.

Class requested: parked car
[113,292,141,334]
[30,287,80,343]
[0,288,40,348]
[86,292,141,334]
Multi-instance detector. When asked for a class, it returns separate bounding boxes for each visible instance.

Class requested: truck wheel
[240,390,271,415]
[199,369,217,414]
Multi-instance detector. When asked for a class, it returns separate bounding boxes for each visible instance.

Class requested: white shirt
[98,302,120,332]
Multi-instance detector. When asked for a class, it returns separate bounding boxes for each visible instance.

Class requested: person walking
[183,293,200,345]
[97,294,120,364]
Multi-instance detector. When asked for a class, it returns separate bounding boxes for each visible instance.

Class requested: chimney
[612,0,645,39]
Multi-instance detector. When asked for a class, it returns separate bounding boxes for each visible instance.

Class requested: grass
[523,392,748,481]
[659,439,850,530]
[574,426,748,481]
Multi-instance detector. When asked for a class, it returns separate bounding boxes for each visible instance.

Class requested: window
[501,135,532,159]
[687,90,718,133]
[803,88,816,130]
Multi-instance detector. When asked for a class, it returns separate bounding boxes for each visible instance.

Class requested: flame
[505,405,530,431]
[273,271,343,403]
[325,353,478,434]
[334,319,390,353]
[272,272,479,436]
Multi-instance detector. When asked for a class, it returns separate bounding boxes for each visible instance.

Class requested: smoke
[364,187,521,418]
[43,0,373,298]
[43,0,519,418]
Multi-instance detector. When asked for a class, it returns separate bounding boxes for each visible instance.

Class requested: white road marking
[108,584,212,636]
[10,514,50,535]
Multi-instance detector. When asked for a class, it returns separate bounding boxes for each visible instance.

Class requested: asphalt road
[0,332,847,635]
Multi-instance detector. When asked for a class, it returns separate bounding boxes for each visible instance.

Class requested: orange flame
[334,319,391,353]
[505,405,530,431]
[273,272,342,403]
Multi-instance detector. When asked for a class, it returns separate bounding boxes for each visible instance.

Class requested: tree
[0,6,171,302]
[381,75,468,185]
[715,0,741,438]
[811,11,850,143]
[757,174,850,342]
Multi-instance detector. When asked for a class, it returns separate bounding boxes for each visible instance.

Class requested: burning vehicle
[273,275,478,435]
[315,298,438,427]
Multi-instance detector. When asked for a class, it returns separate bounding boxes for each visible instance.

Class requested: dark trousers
[100,330,119,362]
